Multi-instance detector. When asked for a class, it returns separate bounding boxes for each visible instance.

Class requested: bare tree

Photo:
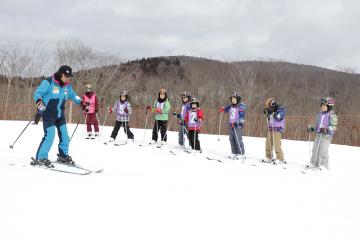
[0,45,33,119]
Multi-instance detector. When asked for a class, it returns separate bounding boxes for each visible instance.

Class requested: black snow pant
[110,121,134,140]
[188,130,201,150]
[152,120,168,142]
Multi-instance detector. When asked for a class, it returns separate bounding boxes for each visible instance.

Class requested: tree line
[1,40,359,146]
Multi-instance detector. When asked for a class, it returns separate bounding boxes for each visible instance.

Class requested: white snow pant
[311,133,332,168]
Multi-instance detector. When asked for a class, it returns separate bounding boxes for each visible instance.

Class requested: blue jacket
[33,76,81,119]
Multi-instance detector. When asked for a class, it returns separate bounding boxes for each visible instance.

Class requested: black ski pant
[188,130,201,150]
[110,121,134,140]
[152,120,168,142]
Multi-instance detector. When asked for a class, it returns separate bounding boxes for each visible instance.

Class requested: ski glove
[124,107,129,113]
[219,106,225,113]
[36,99,45,111]
[108,106,113,113]
[319,128,330,134]
[155,108,162,113]
[307,125,315,132]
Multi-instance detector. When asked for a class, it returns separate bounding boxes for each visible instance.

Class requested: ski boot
[272,159,287,165]
[228,154,238,160]
[149,140,157,145]
[30,158,54,168]
[261,158,274,163]
[85,132,92,139]
[57,154,75,165]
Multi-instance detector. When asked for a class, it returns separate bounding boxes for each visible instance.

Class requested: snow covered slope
[0,120,359,240]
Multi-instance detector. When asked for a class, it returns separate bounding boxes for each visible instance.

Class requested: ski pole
[271,114,276,160]
[182,121,187,147]
[217,112,223,141]
[141,107,150,146]
[124,120,129,143]
[308,130,312,164]
[100,110,109,136]
[102,111,109,127]
[70,116,82,142]
[233,124,244,156]
[313,133,323,167]
[265,115,274,160]
[9,119,32,149]
[161,114,175,142]
[313,115,325,167]
[84,112,89,136]
[95,112,100,135]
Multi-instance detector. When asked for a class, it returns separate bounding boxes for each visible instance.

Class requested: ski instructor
[32,65,82,168]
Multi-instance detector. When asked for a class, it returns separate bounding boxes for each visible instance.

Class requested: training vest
[188,110,201,129]
[316,111,332,134]
[83,93,96,113]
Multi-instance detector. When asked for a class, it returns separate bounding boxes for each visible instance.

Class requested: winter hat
[58,65,74,77]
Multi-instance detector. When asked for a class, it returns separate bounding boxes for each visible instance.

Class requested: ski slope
[0,120,359,240]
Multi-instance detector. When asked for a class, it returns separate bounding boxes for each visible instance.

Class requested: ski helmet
[190,97,200,108]
[265,98,277,108]
[181,91,191,102]
[320,97,334,109]
[119,90,130,101]
[85,84,92,92]
[230,92,241,104]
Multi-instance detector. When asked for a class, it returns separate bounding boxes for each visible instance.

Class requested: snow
[0,120,359,240]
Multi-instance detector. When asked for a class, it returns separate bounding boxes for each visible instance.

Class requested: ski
[114,142,127,146]
[205,157,222,163]
[53,160,103,174]
[30,158,92,175]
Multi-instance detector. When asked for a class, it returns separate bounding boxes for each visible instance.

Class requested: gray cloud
[0,0,359,71]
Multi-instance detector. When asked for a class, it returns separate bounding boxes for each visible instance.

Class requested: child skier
[107,91,134,143]
[150,89,171,145]
[173,91,191,148]
[81,84,100,138]
[184,97,203,152]
[306,97,338,170]
[219,92,247,160]
[263,98,286,164]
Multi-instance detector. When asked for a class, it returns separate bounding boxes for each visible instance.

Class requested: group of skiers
[31,65,338,171]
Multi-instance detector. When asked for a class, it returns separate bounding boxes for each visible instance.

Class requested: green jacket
[152,99,171,121]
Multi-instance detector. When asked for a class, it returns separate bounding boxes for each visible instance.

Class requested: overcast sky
[0,0,359,71]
